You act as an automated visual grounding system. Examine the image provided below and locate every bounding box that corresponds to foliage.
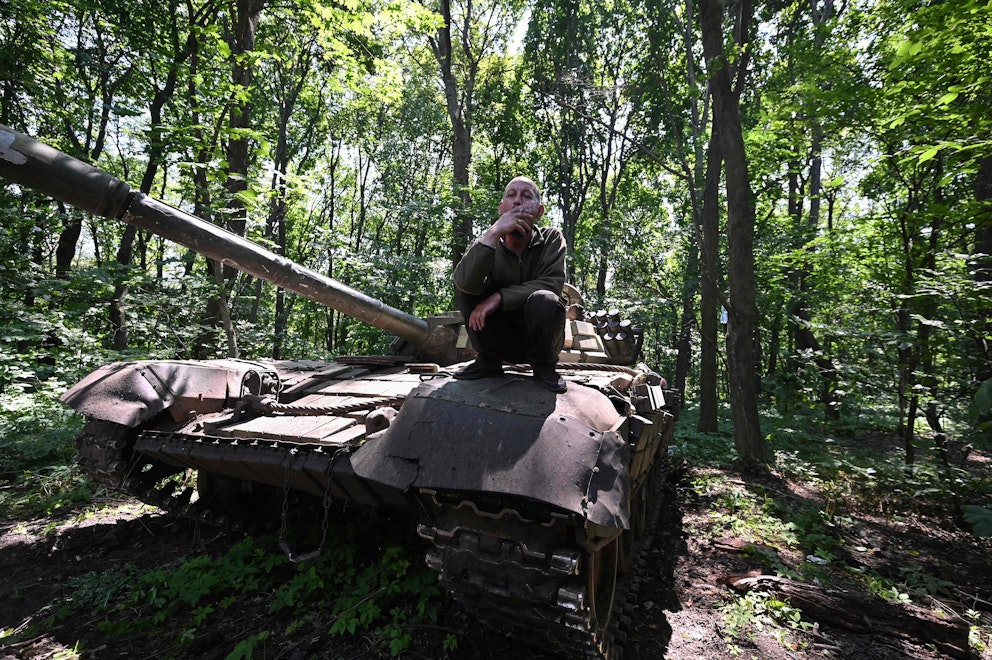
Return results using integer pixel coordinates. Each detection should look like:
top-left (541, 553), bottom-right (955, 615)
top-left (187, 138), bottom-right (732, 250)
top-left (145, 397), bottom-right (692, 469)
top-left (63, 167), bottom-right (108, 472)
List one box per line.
top-left (48, 528), bottom-right (442, 658)
top-left (972, 379), bottom-right (992, 435)
top-left (669, 405), bottom-right (738, 466)
top-left (227, 631), bottom-right (270, 660)
top-left (326, 544), bottom-right (442, 655)
top-left (0, 464), bottom-right (94, 521)
top-left (0, 382), bottom-right (87, 519)
top-left (719, 589), bottom-right (810, 643)
top-left (963, 505), bottom-right (992, 538)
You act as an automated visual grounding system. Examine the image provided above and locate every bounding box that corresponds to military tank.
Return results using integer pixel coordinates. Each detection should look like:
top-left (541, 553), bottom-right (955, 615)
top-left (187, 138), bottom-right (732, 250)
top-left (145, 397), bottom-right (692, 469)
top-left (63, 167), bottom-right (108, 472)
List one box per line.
top-left (0, 125), bottom-right (678, 659)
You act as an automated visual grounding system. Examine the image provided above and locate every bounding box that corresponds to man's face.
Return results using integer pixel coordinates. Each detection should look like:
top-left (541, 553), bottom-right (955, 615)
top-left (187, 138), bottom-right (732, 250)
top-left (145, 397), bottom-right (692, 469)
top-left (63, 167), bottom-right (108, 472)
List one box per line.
top-left (498, 177), bottom-right (543, 218)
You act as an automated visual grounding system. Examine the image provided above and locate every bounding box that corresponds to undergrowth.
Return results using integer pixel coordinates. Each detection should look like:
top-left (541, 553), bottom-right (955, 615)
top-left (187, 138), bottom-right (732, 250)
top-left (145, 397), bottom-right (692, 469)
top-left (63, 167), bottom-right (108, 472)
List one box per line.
top-left (0, 380), bottom-right (87, 520)
top-left (672, 402), bottom-right (992, 656)
top-left (49, 527), bottom-right (443, 658)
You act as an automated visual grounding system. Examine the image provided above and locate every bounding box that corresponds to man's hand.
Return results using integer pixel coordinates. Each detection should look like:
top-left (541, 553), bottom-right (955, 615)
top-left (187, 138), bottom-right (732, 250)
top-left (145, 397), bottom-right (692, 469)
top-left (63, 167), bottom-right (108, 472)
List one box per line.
top-left (479, 202), bottom-right (540, 248)
top-left (468, 292), bottom-right (502, 331)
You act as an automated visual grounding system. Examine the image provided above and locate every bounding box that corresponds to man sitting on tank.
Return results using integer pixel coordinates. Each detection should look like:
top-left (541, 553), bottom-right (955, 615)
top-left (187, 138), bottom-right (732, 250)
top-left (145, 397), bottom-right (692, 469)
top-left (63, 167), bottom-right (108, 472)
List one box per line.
top-left (452, 175), bottom-right (568, 393)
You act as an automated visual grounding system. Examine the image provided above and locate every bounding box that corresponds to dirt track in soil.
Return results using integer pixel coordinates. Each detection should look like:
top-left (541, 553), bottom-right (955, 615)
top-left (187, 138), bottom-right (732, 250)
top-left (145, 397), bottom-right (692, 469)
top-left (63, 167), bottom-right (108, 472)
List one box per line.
top-left (1, 469), bottom-right (989, 660)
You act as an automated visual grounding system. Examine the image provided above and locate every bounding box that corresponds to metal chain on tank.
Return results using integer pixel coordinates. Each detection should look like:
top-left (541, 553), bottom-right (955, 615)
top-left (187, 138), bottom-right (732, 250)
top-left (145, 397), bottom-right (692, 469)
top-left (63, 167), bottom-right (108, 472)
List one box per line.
top-left (277, 454), bottom-right (294, 558)
top-left (276, 448), bottom-right (345, 563)
top-left (557, 363), bottom-right (639, 375)
top-left (316, 477), bottom-right (333, 556)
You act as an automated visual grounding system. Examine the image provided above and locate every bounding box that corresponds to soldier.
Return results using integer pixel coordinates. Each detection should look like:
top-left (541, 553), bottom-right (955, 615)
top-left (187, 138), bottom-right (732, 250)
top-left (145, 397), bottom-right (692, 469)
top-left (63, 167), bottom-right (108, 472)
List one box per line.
top-left (453, 176), bottom-right (567, 393)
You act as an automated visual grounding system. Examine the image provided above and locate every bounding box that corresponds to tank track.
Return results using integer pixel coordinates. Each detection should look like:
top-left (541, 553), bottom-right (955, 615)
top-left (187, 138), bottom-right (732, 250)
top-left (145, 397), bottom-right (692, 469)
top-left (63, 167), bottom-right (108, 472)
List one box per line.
top-left (74, 419), bottom-right (250, 529)
top-left (416, 456), bottom-right (671, 659)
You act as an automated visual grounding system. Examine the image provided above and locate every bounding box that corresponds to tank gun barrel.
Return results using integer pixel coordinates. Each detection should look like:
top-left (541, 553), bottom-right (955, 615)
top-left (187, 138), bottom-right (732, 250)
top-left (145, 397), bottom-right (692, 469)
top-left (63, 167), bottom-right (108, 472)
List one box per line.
top-left (0, 125), bottom-right (433, 348)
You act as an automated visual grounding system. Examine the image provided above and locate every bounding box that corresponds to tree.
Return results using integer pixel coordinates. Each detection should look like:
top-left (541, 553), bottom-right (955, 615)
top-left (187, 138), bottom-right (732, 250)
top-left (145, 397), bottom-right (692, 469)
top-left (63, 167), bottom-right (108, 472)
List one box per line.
top-left (875, 0), bottom-right (992, 442)
top-left (638, 0), bottom-right (721, 430)
top-left (255, 10), bottom-right (322, 359)
top-left (426, 0), bottom-right (522, 266)
top-left (698, 0), bottom-right (766, 467)
top-left (524, 0), bottom-right (595, 284)
top-left (106, 0), bottom-right (196, 350)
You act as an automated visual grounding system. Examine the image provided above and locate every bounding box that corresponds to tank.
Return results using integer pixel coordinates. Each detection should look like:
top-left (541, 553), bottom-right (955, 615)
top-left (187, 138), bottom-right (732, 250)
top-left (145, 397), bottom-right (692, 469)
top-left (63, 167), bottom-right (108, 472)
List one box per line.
top-left (0, 125), bottom-right (679, 659)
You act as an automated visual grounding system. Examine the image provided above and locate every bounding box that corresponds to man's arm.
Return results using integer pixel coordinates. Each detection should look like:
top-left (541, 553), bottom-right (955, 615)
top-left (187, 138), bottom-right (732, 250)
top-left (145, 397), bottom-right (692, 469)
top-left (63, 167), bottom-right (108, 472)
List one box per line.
top-left (453, 240), bottom-right (495, 295)
top-left (453, 205), bottom-right (542, 295)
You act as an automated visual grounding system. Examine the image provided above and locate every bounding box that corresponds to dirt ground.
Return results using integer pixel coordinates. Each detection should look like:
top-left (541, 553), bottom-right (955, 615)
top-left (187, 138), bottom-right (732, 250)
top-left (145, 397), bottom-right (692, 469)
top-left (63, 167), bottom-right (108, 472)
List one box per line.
top-left (1, 461), bottom-right (990, 660)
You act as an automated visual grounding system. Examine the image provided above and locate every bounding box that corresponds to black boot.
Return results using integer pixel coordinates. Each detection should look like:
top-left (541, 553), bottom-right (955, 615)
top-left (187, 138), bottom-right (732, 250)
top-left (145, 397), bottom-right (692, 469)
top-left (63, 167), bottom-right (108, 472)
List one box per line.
top-left (453, 357), bottom-right (504, 380)
top-left (532, 365), bottom-right (566, 393)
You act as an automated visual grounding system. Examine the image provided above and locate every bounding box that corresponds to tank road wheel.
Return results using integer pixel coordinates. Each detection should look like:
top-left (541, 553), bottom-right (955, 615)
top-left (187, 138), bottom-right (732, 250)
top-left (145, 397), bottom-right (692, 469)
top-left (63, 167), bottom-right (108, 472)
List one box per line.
top-left (74, 419), bottom-right (140, 489)
top-left (585, 538), bottom-right (620, 656)
top-left (196, 472), bottom-right (281, 525)
top-left (75, 418), bottom-right (183, 499)
top-left (75, 418), bottom-right (215, 520)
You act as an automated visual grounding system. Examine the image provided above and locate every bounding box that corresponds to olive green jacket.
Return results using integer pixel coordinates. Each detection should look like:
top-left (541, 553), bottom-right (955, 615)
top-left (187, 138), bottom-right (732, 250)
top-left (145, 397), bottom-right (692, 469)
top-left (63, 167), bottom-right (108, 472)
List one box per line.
top-left (453, 226), bottom-right (566, 311)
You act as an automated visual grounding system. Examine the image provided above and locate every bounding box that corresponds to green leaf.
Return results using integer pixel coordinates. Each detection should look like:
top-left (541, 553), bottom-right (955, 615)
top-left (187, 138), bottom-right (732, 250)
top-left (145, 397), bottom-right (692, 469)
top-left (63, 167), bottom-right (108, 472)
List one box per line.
top-left (969, 379), bottom-right (992, 422)
top-left (937, 91), bottom-right (959, 105)
top-left (226, 631), bottom-right (270, 660)
top-left (962, 505), bottom-right (992, 537)
top-left (917, 145), bottom-right (940, 163)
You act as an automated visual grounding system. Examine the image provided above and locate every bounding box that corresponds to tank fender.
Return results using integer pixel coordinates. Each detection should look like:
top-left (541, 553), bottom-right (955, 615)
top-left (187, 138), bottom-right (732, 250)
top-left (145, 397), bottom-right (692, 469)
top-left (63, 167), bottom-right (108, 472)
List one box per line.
top-left (351, 377), bottom-right (630, 529)
top-left (61, 359), bottom-right (269, 427)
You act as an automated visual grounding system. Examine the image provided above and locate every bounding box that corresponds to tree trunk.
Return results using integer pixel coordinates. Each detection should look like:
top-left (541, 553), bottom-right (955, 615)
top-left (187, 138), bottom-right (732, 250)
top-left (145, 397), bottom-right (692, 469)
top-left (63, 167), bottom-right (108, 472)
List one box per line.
top-left (325, 142), bottom-right (341, 355)
top-left (110, 224), bottom-right (138, 351)
top-left (698, 0), bottom-right (765, 468)
top-left (792, 299), bottom-right (841, 418)
top-left (267, 62), bottom-right (308, 359)
top-left (55, 210), bottom-right (82, 281)
top-left (193, 0), bottom-right (266, 359)
top-left (792, 120), bottom-right (841, 419)
top-left (674, 241), bottom-right (698, 400)
top-left (698, 116), bottom-right (723, 433)
top-left (432, 0), bottom-right (474, 268)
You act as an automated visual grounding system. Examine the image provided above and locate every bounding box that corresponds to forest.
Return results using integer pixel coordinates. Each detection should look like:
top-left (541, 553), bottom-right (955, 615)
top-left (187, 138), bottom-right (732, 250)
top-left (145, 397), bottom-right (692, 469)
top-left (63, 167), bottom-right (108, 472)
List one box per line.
top-left (1, 0), bottom-right (991, 658)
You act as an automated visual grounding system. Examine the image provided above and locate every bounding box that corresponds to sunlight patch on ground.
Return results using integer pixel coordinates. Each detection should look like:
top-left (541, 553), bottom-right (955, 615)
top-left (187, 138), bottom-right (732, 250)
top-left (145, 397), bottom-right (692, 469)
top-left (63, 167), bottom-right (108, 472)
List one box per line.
top-left (0, 500), bottom-right (156, 550)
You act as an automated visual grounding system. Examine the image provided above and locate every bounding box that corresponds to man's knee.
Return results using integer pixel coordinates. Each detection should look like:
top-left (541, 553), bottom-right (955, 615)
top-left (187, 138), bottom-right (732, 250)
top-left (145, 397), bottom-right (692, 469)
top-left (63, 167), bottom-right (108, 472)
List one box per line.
top-left (524, 289), bottom-right (565, 320)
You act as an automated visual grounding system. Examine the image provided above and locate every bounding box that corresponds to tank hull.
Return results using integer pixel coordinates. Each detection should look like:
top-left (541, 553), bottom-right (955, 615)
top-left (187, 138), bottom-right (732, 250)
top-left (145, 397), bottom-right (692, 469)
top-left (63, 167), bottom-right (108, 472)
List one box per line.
top-left (67, 356), bottom-right (677, 658)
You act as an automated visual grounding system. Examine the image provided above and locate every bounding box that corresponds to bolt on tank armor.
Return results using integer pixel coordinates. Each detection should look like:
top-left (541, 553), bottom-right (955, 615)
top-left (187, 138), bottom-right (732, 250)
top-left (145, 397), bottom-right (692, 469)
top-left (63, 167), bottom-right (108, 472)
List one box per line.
top-left (1, 125), bottom-right (680, 659)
